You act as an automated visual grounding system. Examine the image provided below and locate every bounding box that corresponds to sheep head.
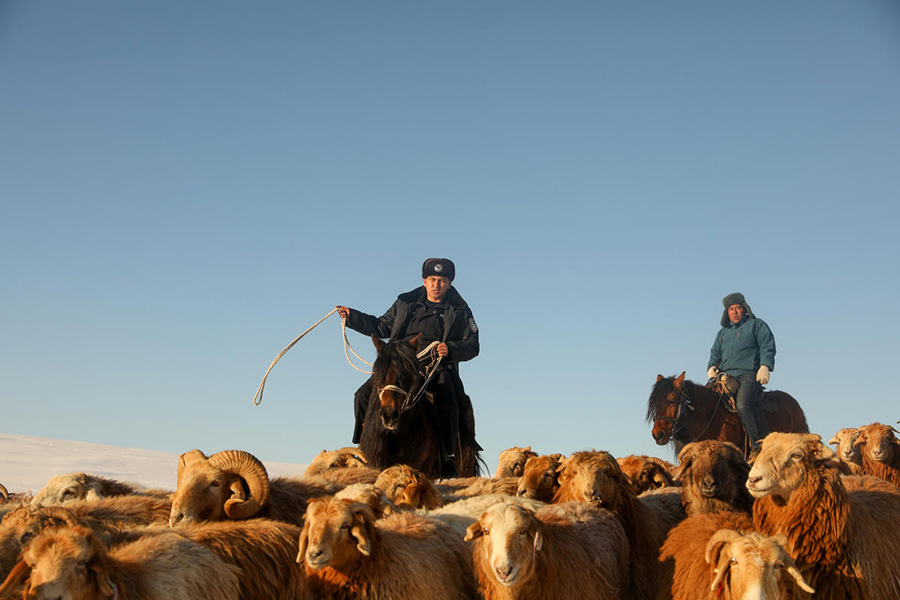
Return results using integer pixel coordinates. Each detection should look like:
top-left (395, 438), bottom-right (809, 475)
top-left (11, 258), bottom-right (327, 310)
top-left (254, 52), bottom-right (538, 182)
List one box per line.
top-left (304, 447), bottom-right (368, 478)
top-left (0, 524), bottom-right (115, 600)
top-left (30, 473), bottom-right (101, 508)
top-left (374, 464), bottom-right (440, 510)
top-left (496, 446), bottom-right (539, 478)
top-left (297, 498), bottom-right (375, 570)
top-left (746, 433), bottom-right (834, 503)
top-left (705, 529), bottom-right (814, 598)
top-left (464, 502), bottom-right (542, 588)
top-left (169, 449), bottom-right (270, 526)
top-left (553, 450), bottom-right (628, 511)
top-left (675, 440), bottom-right (751, 515)
top-left (617, 455), bottom-right (676, 494)
top-left (853, 422), bottom-right (900, 464)
top-left (516, 454), bottom-right (563, 502)
top-left (333, 483), bottom-right (397, 518)
top-left (828, 427), bottom-right (862, 466)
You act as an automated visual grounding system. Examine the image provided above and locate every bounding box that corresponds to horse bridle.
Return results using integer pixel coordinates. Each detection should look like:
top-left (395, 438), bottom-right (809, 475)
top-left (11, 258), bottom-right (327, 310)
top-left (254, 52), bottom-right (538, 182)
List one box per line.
top-left (657, 388), bottom-right (695, 439)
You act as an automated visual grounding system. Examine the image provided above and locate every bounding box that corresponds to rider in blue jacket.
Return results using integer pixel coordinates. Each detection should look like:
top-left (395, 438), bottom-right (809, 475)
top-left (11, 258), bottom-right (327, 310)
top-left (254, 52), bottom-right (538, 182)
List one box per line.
top-left (707, 292), bottom-right (776, 454)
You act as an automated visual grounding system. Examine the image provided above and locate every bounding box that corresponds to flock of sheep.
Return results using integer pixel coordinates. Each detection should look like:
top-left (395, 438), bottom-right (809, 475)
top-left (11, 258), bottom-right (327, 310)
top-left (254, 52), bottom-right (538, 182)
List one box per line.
top-left (1, 420), bottom-right (900, 600)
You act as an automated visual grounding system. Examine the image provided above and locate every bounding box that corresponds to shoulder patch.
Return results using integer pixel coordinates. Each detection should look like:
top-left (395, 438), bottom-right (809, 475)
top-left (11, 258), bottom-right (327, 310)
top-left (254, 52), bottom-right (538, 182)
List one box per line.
top-left (469, 318), bottom-right (478, 333)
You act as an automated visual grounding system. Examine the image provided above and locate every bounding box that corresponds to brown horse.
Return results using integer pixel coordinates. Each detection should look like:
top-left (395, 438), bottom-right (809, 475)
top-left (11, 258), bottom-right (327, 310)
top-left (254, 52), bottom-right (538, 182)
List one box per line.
top-left (358, 334), bottom-right (483, 479)
top-left (646, 371), bottom-right (808, 459)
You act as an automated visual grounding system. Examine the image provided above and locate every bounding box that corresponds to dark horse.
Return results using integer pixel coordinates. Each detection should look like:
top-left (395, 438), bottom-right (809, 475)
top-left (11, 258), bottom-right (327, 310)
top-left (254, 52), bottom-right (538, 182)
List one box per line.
top-left (646, 371), bottom-right (809, 459)
top-left (359, 334), bottom-right (484, 479)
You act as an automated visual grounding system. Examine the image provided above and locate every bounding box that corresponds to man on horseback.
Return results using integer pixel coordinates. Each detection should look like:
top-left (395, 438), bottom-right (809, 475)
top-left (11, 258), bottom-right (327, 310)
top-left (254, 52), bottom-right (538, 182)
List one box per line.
top-left (707, 292), bottom-right (776, 455)
top-left (336, 258), bottom-right (479, 478)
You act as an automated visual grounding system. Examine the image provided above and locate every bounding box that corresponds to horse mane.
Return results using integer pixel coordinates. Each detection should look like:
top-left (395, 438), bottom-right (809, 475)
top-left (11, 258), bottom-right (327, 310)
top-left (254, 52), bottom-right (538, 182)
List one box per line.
top-left (646, 375), bottom-right (706, 423)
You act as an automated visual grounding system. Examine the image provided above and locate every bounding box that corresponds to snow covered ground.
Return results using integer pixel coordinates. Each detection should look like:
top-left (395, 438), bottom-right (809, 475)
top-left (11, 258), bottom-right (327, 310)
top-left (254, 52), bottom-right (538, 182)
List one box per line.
top-left (0, 433), bottom-right (308, 496)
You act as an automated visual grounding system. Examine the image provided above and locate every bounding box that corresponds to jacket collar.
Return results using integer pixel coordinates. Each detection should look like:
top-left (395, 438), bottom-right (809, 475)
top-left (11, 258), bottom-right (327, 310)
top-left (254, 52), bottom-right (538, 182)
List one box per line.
top-left (398, 286), bottom-right (468, 309)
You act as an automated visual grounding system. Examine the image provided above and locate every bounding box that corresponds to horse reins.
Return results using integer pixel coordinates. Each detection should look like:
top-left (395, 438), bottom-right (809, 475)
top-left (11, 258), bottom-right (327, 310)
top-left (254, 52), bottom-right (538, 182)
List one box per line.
top-left (378, 341), bottom-right (443, 414)
top-left (663, 384), bottom-right (724, 441)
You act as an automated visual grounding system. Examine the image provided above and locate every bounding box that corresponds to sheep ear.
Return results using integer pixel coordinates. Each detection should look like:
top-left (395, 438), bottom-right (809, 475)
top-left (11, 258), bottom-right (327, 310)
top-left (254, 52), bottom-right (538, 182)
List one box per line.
top-left (296, 523), bottom-right (309, 564)
top-left (532, 530), bottom-right (543, 553)
top-left (350, 506), bottom-right (374, 556)
top-left (814, 443), bottom-right (835, 462)
top-left (464, 521), bottom-right (483, 542)
top-left (0, 559), bottom-right (32, 596)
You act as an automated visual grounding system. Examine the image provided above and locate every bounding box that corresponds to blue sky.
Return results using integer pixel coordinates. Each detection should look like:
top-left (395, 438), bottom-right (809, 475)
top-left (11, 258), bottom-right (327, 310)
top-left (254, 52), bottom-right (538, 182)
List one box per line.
top-left (2, 1), bottom-right (899, 473)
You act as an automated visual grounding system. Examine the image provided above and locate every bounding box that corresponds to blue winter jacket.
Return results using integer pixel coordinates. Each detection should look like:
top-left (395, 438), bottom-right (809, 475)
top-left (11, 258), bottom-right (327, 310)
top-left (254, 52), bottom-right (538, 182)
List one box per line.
top-left (708, 316), bottom-right (776, 377)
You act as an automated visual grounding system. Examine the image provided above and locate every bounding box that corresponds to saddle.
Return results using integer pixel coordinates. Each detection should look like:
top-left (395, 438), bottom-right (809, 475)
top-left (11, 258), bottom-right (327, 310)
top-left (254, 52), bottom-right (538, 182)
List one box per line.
top-left (707, 373), bottom-right (775, 414)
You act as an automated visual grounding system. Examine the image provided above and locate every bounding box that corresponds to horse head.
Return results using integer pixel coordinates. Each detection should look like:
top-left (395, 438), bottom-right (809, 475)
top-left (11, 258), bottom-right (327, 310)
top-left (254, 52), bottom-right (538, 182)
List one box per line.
top-left (647, 372), bottom-right (689, 445)
top-left (371, 333), bottom-right (424, 431)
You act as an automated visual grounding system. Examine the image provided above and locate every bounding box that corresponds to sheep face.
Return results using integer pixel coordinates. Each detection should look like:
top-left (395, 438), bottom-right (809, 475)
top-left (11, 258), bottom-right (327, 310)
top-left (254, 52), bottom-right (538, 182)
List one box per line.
top-left (374, 465), bottom-right (437, 510)
top-left (304, 447), bottom-right (367, 478)
top-left (746, 433), bottom-right (832, 502)
top-left (298, 499), bottom-right (374, 571)
top-left (516, 454), bottom-right (562, 502)
top-left (676, 441), bottom-right (749, 510)
top-left (30, 473), bottom-right (97, 508)
top-left (617, 455), bottom-right (675, 494)
top-left (554, 451), bottom-right (626, 511)
top-left (497, 446), bottom-right (538, 478)
top-left (828, 427), bottom-right (862, 465)
top-left (854, 422), bottom-right (900, 464)
top-left (464, 503), bottom-right (540, 587)
top-left (8, 525), bottom-right (110, 600)
top-left (705, 530), bottom-right (814, 599)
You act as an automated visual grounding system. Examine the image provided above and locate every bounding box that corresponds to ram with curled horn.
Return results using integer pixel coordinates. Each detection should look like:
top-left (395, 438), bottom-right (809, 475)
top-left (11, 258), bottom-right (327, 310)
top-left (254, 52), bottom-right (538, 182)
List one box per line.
top-left (169, 449), bottom-right (335, 528)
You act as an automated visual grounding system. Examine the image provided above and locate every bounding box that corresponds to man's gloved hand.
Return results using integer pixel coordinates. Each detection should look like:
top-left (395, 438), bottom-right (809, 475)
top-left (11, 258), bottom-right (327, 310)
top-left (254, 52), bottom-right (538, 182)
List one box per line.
top-left (708, 366), bottom-right (719, 380)
top-left (756, 365), bottom-right (770, 385)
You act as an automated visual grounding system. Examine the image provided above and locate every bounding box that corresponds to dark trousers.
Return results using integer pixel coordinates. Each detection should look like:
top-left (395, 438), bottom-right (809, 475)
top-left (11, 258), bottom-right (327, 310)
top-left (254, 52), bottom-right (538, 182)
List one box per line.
top-left (735, 373), bottom-right (770, 449)
top-left (351, 368), bottom-right (459, 458)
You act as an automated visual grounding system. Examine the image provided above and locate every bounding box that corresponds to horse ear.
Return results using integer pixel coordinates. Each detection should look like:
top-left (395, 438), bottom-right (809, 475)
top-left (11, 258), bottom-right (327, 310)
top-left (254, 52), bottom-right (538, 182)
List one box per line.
top-left (675, 371), bottom-right (686, 388)
top-left (372, 335), bottom-right (386, 352)
top-left (657, 374), bottom-right (664, 382)
top-left (408, 333), bottom-right (423, 348)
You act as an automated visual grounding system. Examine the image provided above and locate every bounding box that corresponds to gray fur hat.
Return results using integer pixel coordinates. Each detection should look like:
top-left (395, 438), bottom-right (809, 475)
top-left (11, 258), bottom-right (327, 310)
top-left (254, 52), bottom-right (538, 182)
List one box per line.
top-left (720, 292), bottom-right (755, 327)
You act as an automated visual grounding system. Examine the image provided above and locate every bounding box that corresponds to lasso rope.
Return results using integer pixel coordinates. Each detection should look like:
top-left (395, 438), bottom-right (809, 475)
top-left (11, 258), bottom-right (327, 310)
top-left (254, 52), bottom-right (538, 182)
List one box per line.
top-left (252, 309), bottom-right (444, 406)
top-left (253, 308), bottom-right (377, 406)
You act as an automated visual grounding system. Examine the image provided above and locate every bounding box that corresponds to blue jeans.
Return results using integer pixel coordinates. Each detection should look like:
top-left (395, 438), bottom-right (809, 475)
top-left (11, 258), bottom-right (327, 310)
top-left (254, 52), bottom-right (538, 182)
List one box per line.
top-left (734, 373), bottom-right (770, 449)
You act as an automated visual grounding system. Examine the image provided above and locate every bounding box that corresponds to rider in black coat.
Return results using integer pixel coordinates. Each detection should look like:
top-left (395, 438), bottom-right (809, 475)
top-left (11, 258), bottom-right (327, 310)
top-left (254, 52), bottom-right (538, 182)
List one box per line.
top-left (337, 258), bottom-right (479, 478)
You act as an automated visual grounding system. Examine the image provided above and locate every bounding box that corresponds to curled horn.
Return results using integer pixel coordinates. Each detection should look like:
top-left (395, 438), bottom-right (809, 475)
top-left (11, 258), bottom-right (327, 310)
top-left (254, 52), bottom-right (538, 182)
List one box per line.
top-left (673, 443), bottom-right (697, 481)
top-left (176, 449), bottom-right (208, 489)
top-left (208, 450), bottom-right (270, 519)
top-left (705, 529), bottom-right (744, 592)
top-left (774, 541), bottom-right (815, 594)
top-left (0, 483), bottom-right (8, 502)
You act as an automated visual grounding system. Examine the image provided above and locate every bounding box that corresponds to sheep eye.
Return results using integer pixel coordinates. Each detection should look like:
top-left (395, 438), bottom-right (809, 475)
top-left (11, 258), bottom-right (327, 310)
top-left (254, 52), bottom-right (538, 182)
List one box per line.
top-left (63, 488), bottom-right (77, 497)
top-left (518, 528), bottom-right (527, 536)
top-left (394, 484), bottom-right (405, 493)
top-left (774, 560), bottom-right (785, 569)
top-left (482, 527), bottom-right (489, 535)
top-left (210, 480), bottom-right (221, 488)
top-left (340, 522), bottom-right (351, 531)
top-left (790, 452), bottom-right (803, 460)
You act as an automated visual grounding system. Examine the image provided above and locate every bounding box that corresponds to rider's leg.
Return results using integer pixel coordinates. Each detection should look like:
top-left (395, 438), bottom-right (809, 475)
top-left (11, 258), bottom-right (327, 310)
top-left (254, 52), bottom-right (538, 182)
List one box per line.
top-left (432, 370), bottom-right (459, 476)
top-left (351, 378), bottom-right (373, 444)
top-left (735, 374), bottom-right (770, 451)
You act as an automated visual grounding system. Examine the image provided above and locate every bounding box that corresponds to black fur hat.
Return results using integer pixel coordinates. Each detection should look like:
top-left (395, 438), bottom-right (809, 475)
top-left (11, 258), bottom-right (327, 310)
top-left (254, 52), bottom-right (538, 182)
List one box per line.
top-left (720, 292), bottom-right (755, 326)
top-left (422, 258), bottom-right (455, 281)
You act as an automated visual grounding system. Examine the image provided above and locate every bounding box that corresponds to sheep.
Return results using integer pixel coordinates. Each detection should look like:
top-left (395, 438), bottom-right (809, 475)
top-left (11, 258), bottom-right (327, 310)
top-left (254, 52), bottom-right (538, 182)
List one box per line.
top-left (332, 482), bottom-right (398, 517)
top-left (0, 523), bottom-right (241, 600)
top-left (853, 422), bottom-right (900, 486)
top-left (419, 493), bottom-right (547, 537)
top-left (374, 464), bottom-right (443, 510)
top-left (515, 453), bottom-right (563, 503)
top-left (168, 449), bottom-right (336, 527)
top-left (748, 431), bottom-right (900, 599)
top-left (297, 496), bottom-right (480, 600)
top-left (435, 476), bottom-right (520, 503)
top-left (495, 446), bottom-right (538, 478)
top-left (30, 472), bottom-right (171, 507)
top-left (552, 449), bottom-right (684, 600)
top-left (303, 446), bottom-right (368, 477)
top-left (174, 518), bottom-right (312, 600)
top-left (673, 440), bottom-right (754, 516)
top-left (617, 454), bottom-right (677, 494)
top-left (464, 499), bottom-right (629, 600)
top-left (0, 495), bottom-right (172, 582)
top-left (660, 510), bottom-right (814, 599)
top-left (828, 427), bottom-right (863, 473)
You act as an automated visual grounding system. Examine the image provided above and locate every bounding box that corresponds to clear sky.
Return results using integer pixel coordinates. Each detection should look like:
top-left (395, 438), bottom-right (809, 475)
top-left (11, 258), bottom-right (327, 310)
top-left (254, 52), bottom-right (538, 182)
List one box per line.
top-left (3, 1), bottom-right (899, 473)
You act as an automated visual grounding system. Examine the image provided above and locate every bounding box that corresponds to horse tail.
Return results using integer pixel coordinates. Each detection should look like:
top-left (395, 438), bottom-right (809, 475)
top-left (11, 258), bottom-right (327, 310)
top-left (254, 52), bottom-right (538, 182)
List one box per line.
top-left (473, 451), bottom-right (488, 477)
